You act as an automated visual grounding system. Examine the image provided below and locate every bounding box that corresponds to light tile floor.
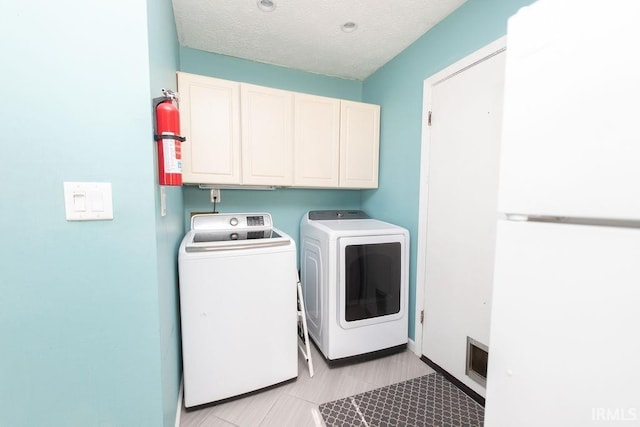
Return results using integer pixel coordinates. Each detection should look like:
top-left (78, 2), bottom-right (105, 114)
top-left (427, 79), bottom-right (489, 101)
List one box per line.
top-left (179, 344), bottom-right (435, 427)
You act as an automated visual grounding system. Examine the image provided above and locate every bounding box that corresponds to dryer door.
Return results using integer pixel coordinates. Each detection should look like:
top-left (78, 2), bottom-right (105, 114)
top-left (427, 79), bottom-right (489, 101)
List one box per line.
top-left (338, 234), bottom-right (406, 329)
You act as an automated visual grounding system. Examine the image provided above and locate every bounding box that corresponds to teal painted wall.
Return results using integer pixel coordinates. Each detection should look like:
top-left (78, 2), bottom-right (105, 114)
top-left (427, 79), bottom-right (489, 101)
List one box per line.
top-left (179, 48), bottom-right (364, 246)
top-left (180, 47), bottom-right (362, 100)
top-left (147, 0), bottom-right (184, 426)
top-left (361, 0), bottom-right (536, 340)
top-left (1, 0), bottom-right (182, 425)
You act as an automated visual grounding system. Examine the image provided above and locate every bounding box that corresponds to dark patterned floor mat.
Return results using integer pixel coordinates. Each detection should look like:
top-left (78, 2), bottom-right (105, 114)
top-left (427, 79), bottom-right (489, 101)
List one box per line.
top-left (319, 372), bottom-right (484, 427)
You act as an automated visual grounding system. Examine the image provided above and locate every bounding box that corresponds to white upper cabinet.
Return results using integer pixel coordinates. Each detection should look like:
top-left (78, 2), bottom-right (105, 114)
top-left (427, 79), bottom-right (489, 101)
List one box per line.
top-left (339, 101), bottom-right (380, 189)
top-left (177, 72), bottom-right (241, 185)
top-left (293, 94), bottom-right (340, 187)
top-left (241, 84), bottom-right (294, 186)
top-left (177, 73), bottom-right (380, 189)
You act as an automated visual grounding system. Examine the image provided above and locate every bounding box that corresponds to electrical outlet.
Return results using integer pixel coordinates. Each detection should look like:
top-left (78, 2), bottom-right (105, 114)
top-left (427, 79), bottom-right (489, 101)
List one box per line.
top-left (210, 188), bottom-right (221, 203)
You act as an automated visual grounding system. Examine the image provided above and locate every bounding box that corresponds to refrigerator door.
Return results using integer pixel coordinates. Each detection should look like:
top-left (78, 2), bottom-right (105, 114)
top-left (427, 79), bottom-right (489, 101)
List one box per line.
top-left (497, 0), bottom-right (640, 220)
top-left (485, 220), bottom-right (640, 427)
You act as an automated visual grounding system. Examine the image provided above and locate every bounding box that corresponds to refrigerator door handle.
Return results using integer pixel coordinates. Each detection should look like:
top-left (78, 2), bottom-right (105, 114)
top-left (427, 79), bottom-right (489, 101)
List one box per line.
top-left (503, 214), bottom-right (640, 229)
top-left (504, 214), bottom-right (530, 221)
top-left (504, 214), bottom-right (564, 222)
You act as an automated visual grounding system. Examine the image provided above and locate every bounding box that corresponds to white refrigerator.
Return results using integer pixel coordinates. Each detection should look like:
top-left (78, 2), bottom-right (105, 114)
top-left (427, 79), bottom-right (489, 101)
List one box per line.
top-left (485, 1), bottom-right (640, 426)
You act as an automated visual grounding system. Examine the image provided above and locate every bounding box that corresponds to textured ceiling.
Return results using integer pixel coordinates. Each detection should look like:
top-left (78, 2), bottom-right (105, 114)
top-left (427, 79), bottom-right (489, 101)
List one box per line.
top-left (172, 0), bottom-right (466, 81)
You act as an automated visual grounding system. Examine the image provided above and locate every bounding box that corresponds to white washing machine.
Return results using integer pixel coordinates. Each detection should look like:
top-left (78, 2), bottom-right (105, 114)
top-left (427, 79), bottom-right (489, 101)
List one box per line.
top-left (178, 213), bottom-right (298, 408)
top-left (300, 210), bottom-right (409, 362)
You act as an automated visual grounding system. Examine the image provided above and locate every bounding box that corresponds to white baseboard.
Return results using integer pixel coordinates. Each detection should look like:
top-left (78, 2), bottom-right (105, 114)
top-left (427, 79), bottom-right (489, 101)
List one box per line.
top-left (174, 377), bottom-right (183, 427)
top-left (408, 338), bottom-right (417, 354)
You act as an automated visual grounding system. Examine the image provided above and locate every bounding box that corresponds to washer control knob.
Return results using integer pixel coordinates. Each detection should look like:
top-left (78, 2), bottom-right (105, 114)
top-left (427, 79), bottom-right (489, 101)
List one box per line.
top-left (230, 217), bottom-right (239, 226)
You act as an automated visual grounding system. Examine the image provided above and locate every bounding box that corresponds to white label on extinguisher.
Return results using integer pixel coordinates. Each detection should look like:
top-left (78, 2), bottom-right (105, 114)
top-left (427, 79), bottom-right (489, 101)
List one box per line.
top-left (162, 133), bottom-right (182, 174)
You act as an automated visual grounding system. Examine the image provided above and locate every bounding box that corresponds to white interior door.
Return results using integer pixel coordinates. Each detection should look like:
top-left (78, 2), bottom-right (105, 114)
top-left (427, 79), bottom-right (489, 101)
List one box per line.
top-left (416, 38), bottom-right (505, 397)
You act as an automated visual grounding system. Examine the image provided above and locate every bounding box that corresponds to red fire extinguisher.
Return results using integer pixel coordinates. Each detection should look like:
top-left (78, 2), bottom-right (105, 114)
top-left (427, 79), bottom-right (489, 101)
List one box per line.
top-left (153, 89), bottom-right (185, 186)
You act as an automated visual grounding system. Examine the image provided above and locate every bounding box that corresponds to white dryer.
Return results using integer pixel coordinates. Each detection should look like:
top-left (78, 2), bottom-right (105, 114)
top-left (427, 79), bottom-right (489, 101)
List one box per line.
top-left (300, 210), bottom-right (409, 362)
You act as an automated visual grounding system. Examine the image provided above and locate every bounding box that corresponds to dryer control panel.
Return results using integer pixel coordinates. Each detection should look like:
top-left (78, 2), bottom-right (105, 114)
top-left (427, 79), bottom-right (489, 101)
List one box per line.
top-left (308, 210), bottom-right (370, 220)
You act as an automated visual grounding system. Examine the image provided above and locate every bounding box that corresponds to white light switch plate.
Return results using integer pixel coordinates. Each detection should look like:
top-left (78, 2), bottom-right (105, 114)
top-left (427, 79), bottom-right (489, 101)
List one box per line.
top-left (64, 182), bottom-right (113, 221)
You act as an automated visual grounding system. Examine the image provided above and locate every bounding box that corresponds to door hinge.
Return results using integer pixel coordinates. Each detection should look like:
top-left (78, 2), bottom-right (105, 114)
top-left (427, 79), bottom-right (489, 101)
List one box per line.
top-left (427, 111), bottom-right (432, 127)
top-left (420, 310), bottom-right (424, 325)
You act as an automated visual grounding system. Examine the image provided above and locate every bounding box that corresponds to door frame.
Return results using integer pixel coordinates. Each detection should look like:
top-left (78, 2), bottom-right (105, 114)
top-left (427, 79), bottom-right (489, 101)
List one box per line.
top-left (413, 36), bottom-right (506, 355)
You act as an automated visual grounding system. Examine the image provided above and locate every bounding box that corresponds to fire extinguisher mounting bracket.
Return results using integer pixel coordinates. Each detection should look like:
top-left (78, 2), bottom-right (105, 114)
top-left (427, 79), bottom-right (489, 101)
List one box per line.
top-left (154, 133), bottom-right (186, 142)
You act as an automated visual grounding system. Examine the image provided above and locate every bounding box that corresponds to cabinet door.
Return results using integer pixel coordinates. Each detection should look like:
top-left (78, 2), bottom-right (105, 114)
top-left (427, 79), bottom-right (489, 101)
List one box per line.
top-left (339, 100), bottom-right (380, 188)
top-left (293, 94), bottom-right (340, 187)
top-left (241, 84), bottom-right (293, 186)
top-left (177, 72), bottom-right (241, 185)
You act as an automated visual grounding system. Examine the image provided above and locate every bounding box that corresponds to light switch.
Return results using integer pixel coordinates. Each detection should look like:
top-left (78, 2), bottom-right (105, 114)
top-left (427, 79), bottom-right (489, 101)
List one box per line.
top-left (73, 192), bottom-right (87, 211)
top-left (89, 190), bottom-right (104, 212)
top-left (64, 182), bottom-right (113, 221)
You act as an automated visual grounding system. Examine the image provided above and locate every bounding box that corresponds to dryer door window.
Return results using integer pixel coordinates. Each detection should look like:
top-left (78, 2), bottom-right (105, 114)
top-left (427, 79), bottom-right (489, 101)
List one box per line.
top-left (344, 242), bottom-right (401, 322)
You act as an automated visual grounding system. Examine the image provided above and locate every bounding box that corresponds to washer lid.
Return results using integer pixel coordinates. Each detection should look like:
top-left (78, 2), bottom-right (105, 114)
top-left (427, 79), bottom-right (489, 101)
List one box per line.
top-left (192, 229), bottom-right (281, 243)
top-left (186, 212), bottom-right (291, 251)
top-left (185, 229), bottom-right (291, 252)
